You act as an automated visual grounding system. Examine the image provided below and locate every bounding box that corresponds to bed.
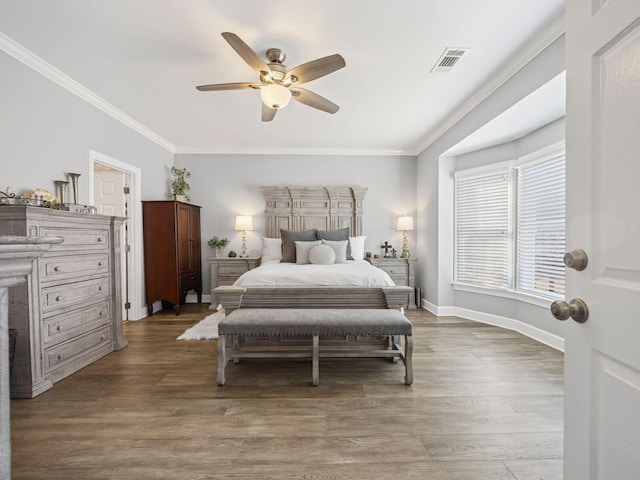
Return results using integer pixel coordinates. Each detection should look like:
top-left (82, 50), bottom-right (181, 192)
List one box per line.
top-left (213, 186), bottom-right (413, 312)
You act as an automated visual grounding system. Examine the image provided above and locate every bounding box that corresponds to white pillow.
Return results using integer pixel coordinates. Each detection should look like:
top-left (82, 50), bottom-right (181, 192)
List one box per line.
top-left (295, 240), bottom-right (321, 265)
top-left (261, 237), bottom-right (282, 264)
top-left (349, 236), bottom-right (366, 261)
top-left (309, 244), bottom-right (336, 265)
top-left (322, 239), bottom-right (348, 263)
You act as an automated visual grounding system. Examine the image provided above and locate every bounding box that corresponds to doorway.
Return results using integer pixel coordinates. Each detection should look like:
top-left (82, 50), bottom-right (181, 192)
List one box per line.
top-left (88, 150), bottom-right (144, 321)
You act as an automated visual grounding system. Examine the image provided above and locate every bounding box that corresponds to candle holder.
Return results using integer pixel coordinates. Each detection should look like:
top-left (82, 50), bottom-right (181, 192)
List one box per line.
top-left (54, 180), bottom-right (69, 208)
top-left (67, 173), bottom-right (81, 204)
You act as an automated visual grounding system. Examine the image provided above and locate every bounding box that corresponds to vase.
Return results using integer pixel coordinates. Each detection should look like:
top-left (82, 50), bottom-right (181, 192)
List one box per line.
top-left (215, 247), bottom-right (224, 258)
top-left (173, 194), bottom-right (187, 202)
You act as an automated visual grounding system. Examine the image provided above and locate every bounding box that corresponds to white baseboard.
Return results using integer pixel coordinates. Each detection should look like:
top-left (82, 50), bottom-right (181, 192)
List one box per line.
top-left (421, 299), bottom-right (456, 317)
top-left (421, 300), bottom-right (564, 352)
top-left (186, 293), bottom-right (212, 305)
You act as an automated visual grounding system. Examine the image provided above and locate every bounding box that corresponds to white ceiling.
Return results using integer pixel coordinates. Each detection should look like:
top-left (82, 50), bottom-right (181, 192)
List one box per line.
top-left (0, 0), bottom-right (565, 155)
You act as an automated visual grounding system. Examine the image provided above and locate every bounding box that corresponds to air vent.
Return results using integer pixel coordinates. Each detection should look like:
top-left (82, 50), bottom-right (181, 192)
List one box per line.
top-left (430, 47), bottom-right (470, 73)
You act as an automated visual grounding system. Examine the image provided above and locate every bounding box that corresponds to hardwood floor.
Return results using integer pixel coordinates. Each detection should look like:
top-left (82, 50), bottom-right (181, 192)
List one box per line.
top-left (10, 304), bottom-right (564, 479)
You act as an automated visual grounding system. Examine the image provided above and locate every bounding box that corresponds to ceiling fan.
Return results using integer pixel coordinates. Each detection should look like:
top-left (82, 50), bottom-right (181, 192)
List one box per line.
top-left (196, 32), bottom-right (346, 122)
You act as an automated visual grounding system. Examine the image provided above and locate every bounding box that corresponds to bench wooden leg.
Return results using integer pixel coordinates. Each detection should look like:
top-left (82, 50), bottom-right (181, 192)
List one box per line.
top-left (404, 335), bottom-right (413, 385)
top-left (312, 335), bottom-right (319, 386)
top-left (217, 334), bottom-right (227, 386)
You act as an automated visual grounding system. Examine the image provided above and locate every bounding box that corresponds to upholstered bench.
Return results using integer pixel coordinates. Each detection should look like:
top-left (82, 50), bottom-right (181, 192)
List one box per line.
top-left (216, 308), bottom-right (413, 386)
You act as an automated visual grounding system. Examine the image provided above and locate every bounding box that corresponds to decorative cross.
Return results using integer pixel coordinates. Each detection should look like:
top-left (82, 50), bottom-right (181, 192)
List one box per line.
top-left (381, 241), bottom-right (393, 257)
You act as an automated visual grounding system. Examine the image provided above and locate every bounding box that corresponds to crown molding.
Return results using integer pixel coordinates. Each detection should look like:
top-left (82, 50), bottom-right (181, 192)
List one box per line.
top-left (412, 13), bottom-right (566, 155)
top-left (0, 32), bottom-right (175, 153)
top-left (173, 145), bottom-right (414, 157)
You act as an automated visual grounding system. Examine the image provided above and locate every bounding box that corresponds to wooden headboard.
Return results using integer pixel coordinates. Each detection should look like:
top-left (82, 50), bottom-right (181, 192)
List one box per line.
top-left (260, 186), bottom-right (368, 238)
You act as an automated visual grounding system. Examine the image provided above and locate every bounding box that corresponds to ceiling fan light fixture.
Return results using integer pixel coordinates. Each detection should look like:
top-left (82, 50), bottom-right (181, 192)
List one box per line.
top-left (260, 84), bottom-right (291, 109)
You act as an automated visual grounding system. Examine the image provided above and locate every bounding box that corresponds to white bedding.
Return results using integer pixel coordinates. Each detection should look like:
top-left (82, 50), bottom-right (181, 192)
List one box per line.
top-left (234, 260), bottom-right (396, 287)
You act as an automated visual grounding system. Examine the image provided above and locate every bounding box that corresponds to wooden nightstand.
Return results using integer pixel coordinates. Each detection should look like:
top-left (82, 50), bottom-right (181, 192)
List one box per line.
top-left (209, 257), bottom-right (261, 308)
top-left (367, 257), bottom-right (418, 308)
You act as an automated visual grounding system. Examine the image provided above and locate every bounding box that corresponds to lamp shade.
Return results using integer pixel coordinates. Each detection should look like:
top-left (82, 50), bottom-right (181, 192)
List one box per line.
top-left (260, 84), bottom-right (291, 109)
top-left (235, 215), bottom-right (253, 231)
top-left (397, 216), bottom-right (414, 231)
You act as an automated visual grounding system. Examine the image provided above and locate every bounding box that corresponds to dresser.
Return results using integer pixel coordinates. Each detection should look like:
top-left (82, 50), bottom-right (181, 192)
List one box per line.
top-left (367, 257), bottom-right (418, 308)
top-left (0, 206), bottom-right (127, 398)
top-left (209, 257), bottom-right (260, 307)
top-left (142, 201), bottom-right (202, 315)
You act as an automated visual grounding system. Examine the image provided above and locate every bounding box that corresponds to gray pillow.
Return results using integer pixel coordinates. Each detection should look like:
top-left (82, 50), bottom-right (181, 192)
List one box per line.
top-left (280, 229), bottom-right (317, 263)
top-left (317, 227), bottom-right (352, 259)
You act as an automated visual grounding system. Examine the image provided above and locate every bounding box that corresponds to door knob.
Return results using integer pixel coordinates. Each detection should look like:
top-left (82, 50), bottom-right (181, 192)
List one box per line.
top-left (564, 249), bottom-right (588, 271)
top-left (550, 298), bottom-right (589, 323)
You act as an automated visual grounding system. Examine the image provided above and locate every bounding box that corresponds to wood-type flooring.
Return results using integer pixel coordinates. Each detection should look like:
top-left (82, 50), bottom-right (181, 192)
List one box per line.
top-left (10, 304), bottom-right (564, 479)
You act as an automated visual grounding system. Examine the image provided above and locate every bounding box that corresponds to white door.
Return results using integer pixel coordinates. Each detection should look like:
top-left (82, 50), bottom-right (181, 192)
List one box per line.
top-left (94, 172), bottom-right (125, 217)
top-left (94, 171), bottom-right (129, 320)
top-left (564, 1), bottom-right (640, 478)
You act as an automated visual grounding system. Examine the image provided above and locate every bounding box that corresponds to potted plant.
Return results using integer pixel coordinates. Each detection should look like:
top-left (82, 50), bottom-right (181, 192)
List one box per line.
top-left (170, 166), bottom-right (191, 202)
top-left (208, 235), bottom-right (230, 258)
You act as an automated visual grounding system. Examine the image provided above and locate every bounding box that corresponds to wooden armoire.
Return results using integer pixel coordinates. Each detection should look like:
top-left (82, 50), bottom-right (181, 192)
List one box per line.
top-left (142, 201), bottom-right (202, 315)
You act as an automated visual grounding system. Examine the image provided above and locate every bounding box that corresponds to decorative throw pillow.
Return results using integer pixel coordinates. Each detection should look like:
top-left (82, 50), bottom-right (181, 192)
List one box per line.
top-left (348, 236), bottom-right (366, 261)
top-left (295, 240), bottom-right (322, 265)
top-left (316, 227), bottom-right (352, 259)
top-left (261, 237), bottom-right (282, 264)
top-left (281, 229), bottom-right (317, 263)
top-left (322, 239), bottom-right (348, 263)
top-left (309, 244), bottom-right (336, 265)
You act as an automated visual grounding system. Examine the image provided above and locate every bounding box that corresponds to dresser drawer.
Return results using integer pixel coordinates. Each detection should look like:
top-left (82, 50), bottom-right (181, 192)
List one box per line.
top-left (387, 275), bottom-right (409, 286)
top-left (219, 264), bottom-right (250, 277)
top-left (40, 253), bottom-right (109, 283)
top-left (180, 271), bottom-right (201, 294)
top-left (41, 277), bottom-right (111, 315)
top-left (40, 225), bottom-right (110, 252)
top-left (378, 264), bottom-right (408, 277)
top-left (43, 301), bottom-right (111, 346)
top-left (43, 324), bottom-right (112, 373)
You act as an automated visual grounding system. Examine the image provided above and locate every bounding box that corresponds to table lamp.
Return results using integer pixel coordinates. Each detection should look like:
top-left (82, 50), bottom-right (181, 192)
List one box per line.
top-left (235, 215), bottom-right (253, 258)
top-left (397, 216), bottom-right (414, 259)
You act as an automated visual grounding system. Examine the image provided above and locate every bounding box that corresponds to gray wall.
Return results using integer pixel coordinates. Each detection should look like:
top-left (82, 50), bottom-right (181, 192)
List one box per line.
top-left (416, 34), bottom-right (566, 341)
top-left (175, 154), bottom-right (417, 296)
top-left (1, 51), bottom-right (174, 320)
top-left (0, 52), bottom-right (172, 201)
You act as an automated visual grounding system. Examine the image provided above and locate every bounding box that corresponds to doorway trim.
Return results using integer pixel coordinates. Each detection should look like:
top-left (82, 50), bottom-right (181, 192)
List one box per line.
top-left (88, 150), bottom-right (145, 320)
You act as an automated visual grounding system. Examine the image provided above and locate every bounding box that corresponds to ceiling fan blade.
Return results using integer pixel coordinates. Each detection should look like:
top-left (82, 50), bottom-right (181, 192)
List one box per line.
top-left (196, 82), bottom-right (258, 91)
top-left (221, 32), bottom-right (271, 76)
top-left (286, 54), bottom-right (345, 84)
top-left (290, 88), bottom-right (339, 114)
top-left (262, 103), bottom-right (277, 122)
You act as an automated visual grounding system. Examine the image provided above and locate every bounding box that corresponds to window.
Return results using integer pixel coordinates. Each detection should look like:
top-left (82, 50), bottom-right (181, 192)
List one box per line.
top-left (454, 143), bottom-right (565, 300)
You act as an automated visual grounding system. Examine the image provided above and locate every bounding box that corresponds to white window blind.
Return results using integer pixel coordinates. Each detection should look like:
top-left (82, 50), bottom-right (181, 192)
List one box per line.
top-left (455, 171), bottom-right (510, 289)
top-left (516, 155), bottom-right (566, 298)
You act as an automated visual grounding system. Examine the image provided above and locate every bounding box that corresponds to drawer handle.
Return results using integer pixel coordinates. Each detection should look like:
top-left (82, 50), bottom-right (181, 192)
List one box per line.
top-left (99, 310), bottom-right (104, 316)
top-left (98, 261), bottom-right (104, 267)
top-left (97, 237), bottom-right (104, 242)
top-left (55, 295), bottom-right (63, 302)
top-left (98, 286), bottom-right (103, 291)
top-left (100, 335), bottom-right (106, 341)
top-left (53, 266), bottom-right (61, 272)
top-left (56, 325), bottom-right (63, 331)
top-left (57, 353), bottom-right (65, 360)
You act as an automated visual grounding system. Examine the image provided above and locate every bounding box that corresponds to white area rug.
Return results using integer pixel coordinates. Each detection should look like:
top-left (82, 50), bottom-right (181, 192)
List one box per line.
top-left (177, 306), bottom-right (225, 340)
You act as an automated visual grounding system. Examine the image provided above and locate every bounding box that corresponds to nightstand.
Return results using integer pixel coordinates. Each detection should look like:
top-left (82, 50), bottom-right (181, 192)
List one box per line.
top-left (367, 257), bottom-right (418, 308)
top-left (209, 257), bottom-right (261, 308)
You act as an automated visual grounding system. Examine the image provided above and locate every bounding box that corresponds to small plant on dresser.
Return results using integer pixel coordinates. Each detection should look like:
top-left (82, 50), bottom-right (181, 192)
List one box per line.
top-left (170, 166), bottom-right (191, 202)
top-left (208, 235), bottom-right (230, 258)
